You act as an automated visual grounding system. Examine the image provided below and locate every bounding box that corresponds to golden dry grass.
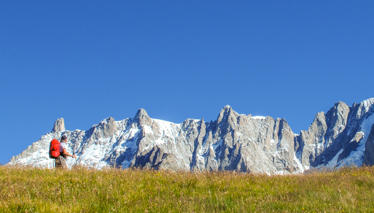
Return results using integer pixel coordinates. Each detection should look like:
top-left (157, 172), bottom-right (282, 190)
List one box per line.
top-left (0, 165), bottom-right (374, 212)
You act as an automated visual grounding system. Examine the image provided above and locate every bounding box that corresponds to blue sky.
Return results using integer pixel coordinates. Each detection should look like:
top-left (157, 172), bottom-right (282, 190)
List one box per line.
top-left (1, 1), bottom-right (374, 164)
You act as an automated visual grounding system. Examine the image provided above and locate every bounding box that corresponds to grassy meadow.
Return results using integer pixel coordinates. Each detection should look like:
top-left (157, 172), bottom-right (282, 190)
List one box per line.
top-left (0, 165), bottom-right (374, 212)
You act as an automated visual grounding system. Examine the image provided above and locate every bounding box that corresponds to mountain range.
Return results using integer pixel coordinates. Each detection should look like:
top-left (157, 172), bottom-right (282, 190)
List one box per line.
top-left (9, 98), bottom-right (374, 174)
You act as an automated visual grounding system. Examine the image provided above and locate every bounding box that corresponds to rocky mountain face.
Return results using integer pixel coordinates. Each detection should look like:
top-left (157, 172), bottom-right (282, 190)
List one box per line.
top-left (8, 98), bottom-right (374, 174)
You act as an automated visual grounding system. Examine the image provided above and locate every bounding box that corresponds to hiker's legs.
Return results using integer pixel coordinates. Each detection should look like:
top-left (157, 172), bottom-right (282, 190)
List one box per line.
top-left (55, 157), bottom-right (61, 168)
top-left (55, 156), bottom-right (67, 169)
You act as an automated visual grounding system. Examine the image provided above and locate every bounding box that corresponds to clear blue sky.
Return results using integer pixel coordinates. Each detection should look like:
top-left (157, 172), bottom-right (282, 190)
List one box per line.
top-left (1, 1), bottom-right (374, 164)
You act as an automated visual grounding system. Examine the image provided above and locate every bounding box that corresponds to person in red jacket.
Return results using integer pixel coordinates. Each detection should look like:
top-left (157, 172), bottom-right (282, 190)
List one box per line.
top-left (55, 135), bottom-right (76, 169)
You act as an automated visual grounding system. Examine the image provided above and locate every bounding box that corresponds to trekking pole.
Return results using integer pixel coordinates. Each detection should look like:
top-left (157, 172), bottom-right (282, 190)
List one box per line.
top-left (72, 150), bottom-right (78, 167)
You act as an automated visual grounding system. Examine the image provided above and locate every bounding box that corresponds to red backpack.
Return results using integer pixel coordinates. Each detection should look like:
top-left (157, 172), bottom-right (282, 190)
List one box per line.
top-left (49, 139), bottom-right (60, 158)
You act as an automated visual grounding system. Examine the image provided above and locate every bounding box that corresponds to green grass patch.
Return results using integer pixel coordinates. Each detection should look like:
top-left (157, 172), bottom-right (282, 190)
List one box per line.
top-left (0, 165), bottom-right (374, 212)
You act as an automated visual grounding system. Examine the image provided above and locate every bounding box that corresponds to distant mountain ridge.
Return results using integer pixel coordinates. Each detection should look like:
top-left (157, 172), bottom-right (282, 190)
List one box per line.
top-left (9, 98), bottom-right (374, 174)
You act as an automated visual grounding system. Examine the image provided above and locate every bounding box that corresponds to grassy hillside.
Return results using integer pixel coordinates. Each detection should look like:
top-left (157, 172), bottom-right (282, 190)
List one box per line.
top-left (0, 165), bottom-right (374, 212)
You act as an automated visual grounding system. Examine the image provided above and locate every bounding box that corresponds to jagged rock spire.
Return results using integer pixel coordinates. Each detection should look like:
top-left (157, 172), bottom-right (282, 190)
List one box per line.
top-left (134, 108), bottom-right (152, 127)
top-left (217, 105), bottom-right (235, 124)
top-left (51, 118), bottom-right (65, 133)
top-left (9, 97), bottom-right (374, 174)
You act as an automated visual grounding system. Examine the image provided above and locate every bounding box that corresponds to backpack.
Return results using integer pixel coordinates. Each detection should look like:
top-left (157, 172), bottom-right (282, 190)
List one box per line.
top-left (49, 139), bottom-right (60, 158)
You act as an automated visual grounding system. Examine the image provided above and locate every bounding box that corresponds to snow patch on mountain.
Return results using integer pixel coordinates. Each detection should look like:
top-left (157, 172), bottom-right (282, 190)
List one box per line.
top-left (325, 149), bottom-right (344, 169)
top-left (338, 114), bottom-right (374, 167)
top-left (8, 97), bottom-right (374, 175)
top-left (252, 116), bottom-right (266, 120)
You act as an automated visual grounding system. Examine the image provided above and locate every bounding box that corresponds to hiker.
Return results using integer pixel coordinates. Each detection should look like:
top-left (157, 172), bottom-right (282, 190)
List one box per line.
top-left (55, 135), bottom-right (76, 169)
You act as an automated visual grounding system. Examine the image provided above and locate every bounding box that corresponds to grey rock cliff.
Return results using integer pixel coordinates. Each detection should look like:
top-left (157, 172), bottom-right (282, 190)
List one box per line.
top-left (8, 98), bottom-right (374, 174)
top-left (363, 124), bottom-right (374, 166)
top-left (52, 118), bottom-right (65, 133)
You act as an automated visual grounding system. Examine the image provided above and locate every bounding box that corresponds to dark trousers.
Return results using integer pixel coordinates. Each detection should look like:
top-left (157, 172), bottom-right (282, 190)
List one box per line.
top-left (55, 155), bottom-right (67, 169)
